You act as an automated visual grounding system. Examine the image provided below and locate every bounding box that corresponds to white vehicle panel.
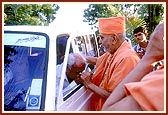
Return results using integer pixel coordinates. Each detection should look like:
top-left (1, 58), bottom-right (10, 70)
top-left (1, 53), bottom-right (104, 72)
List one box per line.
top-left (3, 26), bottom-right (98, 112)
top-left (57, 87), bottom-right (93, 111)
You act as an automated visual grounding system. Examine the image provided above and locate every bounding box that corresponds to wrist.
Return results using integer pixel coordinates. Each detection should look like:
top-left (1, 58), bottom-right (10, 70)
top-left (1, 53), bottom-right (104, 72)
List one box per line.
top-left (89, 72), bottom-right (93, 80)
top-left (84, 81), bottom-right (92, 89)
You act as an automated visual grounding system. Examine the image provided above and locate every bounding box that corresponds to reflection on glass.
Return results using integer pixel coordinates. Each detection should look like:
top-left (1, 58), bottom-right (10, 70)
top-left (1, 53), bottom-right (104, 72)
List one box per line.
top-left (4, 33), bottom-right (47, 111)
top-left (56, 34), bottom-right (69, 65)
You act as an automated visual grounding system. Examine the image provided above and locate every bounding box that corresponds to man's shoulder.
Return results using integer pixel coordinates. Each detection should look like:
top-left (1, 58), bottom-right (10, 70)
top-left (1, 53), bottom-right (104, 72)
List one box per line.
top-left (133, 44), bottom-right (138, 49)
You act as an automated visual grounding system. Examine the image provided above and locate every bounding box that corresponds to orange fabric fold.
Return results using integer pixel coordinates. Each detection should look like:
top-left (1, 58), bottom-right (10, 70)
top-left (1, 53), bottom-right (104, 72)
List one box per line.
top-left (98, 16), bottom-right (125, 34)
top-left (124, 67), bottom-right (164, 111)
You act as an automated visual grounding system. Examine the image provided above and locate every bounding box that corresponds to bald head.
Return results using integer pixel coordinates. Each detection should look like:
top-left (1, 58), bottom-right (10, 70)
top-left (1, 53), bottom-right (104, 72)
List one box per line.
top-left (67, 53), bottom-right (86, 69)
top-left (66, 53), bottom-right (86, 83)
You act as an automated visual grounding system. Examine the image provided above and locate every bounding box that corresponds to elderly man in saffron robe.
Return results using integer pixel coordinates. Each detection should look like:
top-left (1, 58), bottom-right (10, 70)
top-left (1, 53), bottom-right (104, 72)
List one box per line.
top-left (102, 22), bottom-right (164, 111)
top-left (80, 16), bottom-right (140, 111)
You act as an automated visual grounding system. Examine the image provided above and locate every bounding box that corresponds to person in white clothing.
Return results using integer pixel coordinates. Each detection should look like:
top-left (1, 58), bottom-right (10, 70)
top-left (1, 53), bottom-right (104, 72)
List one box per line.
top-left (56, 53), bottom-right (86, 97)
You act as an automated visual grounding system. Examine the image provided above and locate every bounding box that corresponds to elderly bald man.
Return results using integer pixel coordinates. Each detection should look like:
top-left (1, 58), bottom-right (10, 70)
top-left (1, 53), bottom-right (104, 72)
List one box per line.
top-left (80, 16), bottom-right (140, 111)
top-left (56, 53), bottom-right (86, 97)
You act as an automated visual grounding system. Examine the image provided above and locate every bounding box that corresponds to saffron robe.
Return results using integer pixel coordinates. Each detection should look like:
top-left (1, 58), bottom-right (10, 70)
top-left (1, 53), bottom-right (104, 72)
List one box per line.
top-left (90, 41), bottom-right (140, 110)
top-left (124, 66), bottom-right (164, 111)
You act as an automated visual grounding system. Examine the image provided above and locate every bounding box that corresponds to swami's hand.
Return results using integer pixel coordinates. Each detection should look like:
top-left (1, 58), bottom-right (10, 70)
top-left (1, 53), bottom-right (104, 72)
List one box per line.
top-left (80, 72), bottom-right (93, 88)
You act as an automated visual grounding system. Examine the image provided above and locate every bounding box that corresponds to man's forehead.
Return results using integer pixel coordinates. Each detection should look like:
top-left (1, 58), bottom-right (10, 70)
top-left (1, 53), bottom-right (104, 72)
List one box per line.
top-left (99, 33), bottom-right (112, 37)
top-left (73, 62), bottom-right (85, 68)
top-left (134, 32), bottom-right (143, 35)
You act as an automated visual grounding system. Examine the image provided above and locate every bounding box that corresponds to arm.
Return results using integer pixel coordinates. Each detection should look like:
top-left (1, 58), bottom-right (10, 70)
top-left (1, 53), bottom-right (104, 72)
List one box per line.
top-left (83, 54), bottom-right (141, 100)
top-left (102, 23), bottom-right (164, 110)
top-left (80, 72), bottom-right (110, 99)
top-left (85, 56), bottom-right (97, 65)
top-left (88, 83), bottom-right (111, 99)
top-left (102, 58), bottom-right (154, 110)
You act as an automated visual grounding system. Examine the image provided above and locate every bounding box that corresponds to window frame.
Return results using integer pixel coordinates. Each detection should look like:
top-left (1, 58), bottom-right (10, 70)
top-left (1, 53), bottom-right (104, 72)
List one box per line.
top-left (4, 30), bottom-right (50, 111)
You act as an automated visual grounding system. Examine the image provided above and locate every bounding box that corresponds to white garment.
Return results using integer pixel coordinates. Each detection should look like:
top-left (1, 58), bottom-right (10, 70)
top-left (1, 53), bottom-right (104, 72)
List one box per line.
top-left (56, 63), bottom-right (77, 97)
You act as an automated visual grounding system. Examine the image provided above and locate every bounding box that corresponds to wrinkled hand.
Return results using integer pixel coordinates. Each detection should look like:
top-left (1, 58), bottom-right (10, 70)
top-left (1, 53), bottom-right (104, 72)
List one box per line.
top-left (74, 74), bottom-right (83, 84)
top-left (80, 72), bottom-right (93, 88)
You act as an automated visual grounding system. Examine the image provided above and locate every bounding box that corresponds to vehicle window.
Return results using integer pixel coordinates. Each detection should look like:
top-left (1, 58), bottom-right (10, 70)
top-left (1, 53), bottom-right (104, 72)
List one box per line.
top-left (90, 34), bottom-right (99, 57)
top-left (86, 34), bottom-right (99, 57)
top-left (75, 35), bottom-right (87, 55)
top-left (63, 84), bottom-right (83, 101)
top-left (4, 31), bottom-right (49, 111)
top-left (56, 34), bottom-right (69, 65)
top-left (56, 33), bottom-right (99, 105)
top-left (55, 33), bottom-right (99, 111)
top-left (75, 34), bottom-right (99, 57)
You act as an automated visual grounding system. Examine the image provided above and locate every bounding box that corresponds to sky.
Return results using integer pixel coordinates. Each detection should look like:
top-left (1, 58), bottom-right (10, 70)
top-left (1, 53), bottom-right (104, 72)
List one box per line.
top-left (49, 3), bottom-right (94, 34)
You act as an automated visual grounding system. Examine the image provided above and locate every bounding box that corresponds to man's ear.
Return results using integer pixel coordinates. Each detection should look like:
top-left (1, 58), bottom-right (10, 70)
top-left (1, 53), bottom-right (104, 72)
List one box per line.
top-left (111, 34), bottom-right (118, 45)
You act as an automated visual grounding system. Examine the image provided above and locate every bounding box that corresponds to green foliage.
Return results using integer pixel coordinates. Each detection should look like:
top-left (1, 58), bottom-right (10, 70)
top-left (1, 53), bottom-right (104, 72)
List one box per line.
top-left (83, 4), bottom-right (112, 26)
top-left (126, 17), bottom-right (147, 45)
top-left (83, 3), bottom-right (164, 46)
top-left (106, 4), bottom-right (122, 16)
top-left (137, 4), bottom-right (164, 35)
top-left (4, 4), bottom-right (60, 25)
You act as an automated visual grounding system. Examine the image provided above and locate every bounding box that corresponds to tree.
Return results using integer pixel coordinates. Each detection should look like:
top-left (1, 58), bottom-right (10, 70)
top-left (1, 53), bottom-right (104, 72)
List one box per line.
top-left (4, 4), bottom-right (60, 25)
top-left (83, 4), bottom-right (146, 45)
top-left (137, 4), bottom-right (164, 35)
top-left (83, 3), bottom-right (164, 45)
top-left (126, 16), bottom-right (147, 45)
top-left (4, 4), bottom-right (60, 72)
top-left (83, 4), bottom-right (112, 30)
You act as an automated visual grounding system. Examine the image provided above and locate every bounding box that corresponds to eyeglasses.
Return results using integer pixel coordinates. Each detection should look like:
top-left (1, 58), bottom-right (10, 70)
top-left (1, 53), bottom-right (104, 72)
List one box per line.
top-left (134, 33), bottom-right (142, 37)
